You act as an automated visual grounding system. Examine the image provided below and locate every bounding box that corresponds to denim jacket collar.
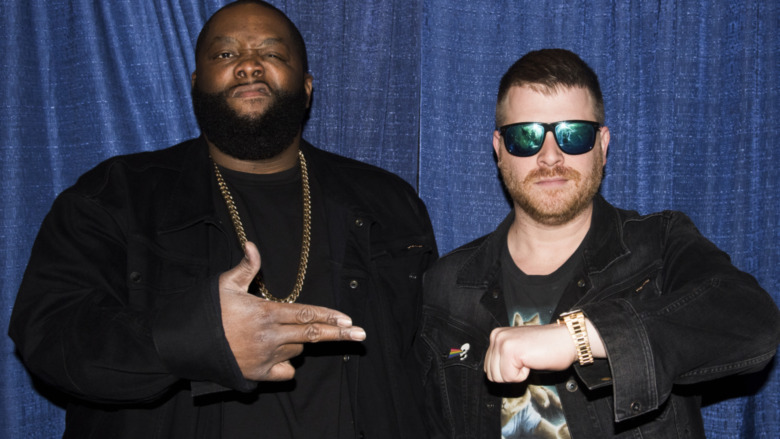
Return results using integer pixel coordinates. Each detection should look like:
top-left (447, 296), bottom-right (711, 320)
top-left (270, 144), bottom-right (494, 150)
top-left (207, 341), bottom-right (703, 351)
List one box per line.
top-left (582, 194), bottom-right (631, 276)
top-left (454, 211), bottom-right (513, 288)
top-left (455, 194), bottom-right (631, 290)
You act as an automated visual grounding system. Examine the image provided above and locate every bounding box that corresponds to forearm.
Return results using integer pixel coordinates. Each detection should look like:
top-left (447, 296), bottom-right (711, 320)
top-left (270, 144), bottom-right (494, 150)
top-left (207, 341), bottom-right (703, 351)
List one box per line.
top-left (576, 274), bottom-right (779, 421)
top-left (13, 265), bottom-right (249, 403)
top-left (11, 284), bottom-right (177, 402)
top-left (9, 194), bottom-right (248, 402)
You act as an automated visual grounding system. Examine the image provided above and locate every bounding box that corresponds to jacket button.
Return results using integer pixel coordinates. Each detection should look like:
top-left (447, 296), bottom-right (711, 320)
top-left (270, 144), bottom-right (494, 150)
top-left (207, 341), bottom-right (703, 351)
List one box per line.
top-left (565, 379), bottom-right (578, 392)
top-left (630, 401), bottom-right (642, 412)
top-left (354, 218), bottom-right (364, 227)
top-left (408, 273), bottom-right (418, 280)
top-left (349, 280), bottom-right (359, 289)
top-left (129, 271), bottom-right (142, 283)
top-left (577, 279), bottom-right (586, 288)
top-left (491, 289), bottom-right (499, 299)
top-left (343, 355), bottom-right (350, 362)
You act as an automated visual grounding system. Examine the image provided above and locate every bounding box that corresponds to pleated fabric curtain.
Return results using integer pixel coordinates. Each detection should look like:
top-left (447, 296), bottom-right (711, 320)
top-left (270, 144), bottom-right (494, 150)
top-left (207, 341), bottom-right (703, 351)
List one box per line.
top-left (1, 1), bottom-right (777, 438)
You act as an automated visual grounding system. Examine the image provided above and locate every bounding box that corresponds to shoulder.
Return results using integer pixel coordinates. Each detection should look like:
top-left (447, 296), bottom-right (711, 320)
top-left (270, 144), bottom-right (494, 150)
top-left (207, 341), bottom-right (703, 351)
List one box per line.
top-left (617, 206), bottom-right (698, 241)
top-left (430, 235), bottom-right (488, 271)
top-left (424, 212), bottom-right (512, 290)
top-left (595, 196), bottom-right (694, 242)
top-left (598, 198), bottom-right (722, 268)
top-left (596, 195), bottom-right (693, 230)
top-left (423, 233), bottom-right (492, 293)
top-left (303, 142), bottom-right (429, 225)
top-left (305, 143), bottom-right (417, 195)
top-left (69, 139), bottom-right (201, 198)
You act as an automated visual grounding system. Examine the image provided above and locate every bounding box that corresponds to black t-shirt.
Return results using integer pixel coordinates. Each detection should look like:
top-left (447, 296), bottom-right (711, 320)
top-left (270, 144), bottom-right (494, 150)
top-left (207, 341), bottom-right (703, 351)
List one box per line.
top-left (215, 164), bottom-right (354, 439)
top-left (499, 236), bottom-right (582, 438)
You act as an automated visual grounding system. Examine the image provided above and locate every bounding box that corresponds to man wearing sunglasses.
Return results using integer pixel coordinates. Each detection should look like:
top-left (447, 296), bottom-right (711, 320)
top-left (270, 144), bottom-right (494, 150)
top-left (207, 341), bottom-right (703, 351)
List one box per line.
top-left (415, 49), bottom-right (780, 438)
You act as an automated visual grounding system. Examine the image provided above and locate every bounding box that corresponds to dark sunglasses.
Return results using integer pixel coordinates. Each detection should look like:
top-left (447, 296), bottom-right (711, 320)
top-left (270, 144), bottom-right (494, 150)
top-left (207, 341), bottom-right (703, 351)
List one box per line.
top-left (498, 120), bottom-right (602, 157)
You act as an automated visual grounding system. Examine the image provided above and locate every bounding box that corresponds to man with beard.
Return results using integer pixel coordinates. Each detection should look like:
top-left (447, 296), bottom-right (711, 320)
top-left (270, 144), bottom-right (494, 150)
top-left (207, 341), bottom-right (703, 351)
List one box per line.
top-left (9, 1), bottom-right (436, 438)
top-left (414, 49), bottom-right (779, 438)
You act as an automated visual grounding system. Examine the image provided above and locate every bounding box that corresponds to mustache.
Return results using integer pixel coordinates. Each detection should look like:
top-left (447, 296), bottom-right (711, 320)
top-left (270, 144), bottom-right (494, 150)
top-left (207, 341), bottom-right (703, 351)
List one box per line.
top-left (194, 80), bottom-right (273, 98)
top-left (229, 80), bottom-right (271, 92)
top-left (524, 165), bottom-right (581, 183)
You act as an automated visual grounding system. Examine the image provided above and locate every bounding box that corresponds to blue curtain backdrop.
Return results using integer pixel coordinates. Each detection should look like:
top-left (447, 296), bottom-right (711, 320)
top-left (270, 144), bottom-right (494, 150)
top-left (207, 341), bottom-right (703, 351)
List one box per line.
top-left (1, 0), bottom-right (777, 437)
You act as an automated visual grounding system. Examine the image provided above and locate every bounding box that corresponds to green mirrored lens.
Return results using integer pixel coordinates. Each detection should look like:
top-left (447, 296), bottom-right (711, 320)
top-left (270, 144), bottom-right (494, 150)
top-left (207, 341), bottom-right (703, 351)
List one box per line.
top-left (506, 123), bottom-right (544, 156)
top-left (555, 122), bottom-right (596, 154)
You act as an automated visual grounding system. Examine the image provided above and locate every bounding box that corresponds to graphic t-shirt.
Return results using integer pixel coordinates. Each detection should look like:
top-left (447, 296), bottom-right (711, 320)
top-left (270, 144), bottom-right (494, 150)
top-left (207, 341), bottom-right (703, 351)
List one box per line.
top-left (500, 240), bottom-right (582, 439)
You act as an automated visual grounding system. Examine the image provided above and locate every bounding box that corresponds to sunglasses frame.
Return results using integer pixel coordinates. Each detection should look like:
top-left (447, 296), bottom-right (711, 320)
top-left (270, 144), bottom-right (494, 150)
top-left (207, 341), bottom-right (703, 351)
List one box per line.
top-left (498, 120), bottom-right (603, 157)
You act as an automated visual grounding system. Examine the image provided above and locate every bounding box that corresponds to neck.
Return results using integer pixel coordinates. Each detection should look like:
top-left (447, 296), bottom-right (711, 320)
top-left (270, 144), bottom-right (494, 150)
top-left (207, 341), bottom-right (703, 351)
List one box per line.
top-left (207, 136), bottom-right (302, 174)
top-left (507, 203), bottom-right (593, 275)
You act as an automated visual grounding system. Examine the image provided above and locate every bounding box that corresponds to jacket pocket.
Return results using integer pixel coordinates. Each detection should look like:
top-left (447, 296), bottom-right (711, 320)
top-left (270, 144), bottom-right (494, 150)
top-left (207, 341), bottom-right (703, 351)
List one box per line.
top-left (126, 234), bottom-right (209, 299)
top-left (419, 312), bottom-right (489, 438)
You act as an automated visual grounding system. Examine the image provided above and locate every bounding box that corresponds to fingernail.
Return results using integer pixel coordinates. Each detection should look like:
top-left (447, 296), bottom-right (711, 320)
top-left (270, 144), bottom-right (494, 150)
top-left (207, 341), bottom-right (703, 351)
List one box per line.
top-left (337, 317), bottom-right (352, 327)
top-left (351, 328), bottom-right (366, 341)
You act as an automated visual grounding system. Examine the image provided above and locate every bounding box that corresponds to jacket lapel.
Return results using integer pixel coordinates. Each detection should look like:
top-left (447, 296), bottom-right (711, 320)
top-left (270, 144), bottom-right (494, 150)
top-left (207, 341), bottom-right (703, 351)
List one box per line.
top-left (457, 212), bottom-right (514, 327)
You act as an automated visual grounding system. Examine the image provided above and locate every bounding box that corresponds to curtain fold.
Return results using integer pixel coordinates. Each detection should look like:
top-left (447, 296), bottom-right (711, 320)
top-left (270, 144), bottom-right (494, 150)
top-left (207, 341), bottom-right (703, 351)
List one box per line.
top-left (2, 1), bottom-right (777, 437)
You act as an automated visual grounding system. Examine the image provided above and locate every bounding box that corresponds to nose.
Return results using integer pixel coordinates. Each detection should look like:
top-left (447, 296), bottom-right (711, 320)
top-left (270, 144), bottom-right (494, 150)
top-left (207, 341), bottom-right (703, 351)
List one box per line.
top-left (537, 132), bottom-right (563, 167)
top-left (235, 52), bottom-right (263, 79)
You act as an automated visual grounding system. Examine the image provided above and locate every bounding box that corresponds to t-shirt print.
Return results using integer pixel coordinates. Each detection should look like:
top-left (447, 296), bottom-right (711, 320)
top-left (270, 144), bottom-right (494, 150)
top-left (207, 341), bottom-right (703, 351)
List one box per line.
top-left (501, 312), bottom-right (570, 439)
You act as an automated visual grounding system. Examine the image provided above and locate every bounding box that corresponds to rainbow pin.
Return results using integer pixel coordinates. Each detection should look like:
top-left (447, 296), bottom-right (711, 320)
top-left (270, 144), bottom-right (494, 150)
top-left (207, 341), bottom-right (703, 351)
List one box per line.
top-left (448, 343), bottom-right (470, 360)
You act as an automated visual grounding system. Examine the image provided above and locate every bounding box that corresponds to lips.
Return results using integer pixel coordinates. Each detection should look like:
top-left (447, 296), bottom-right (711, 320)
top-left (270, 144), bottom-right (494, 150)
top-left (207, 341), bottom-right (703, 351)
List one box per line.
top-left (525, 166), bottom-right (580, 186)
top-left (230, 82), bottom-right (271, 98)
top-left (536, 177), bottom-right (568, 184)
top-left (533, 178), bottom-right (571, 190)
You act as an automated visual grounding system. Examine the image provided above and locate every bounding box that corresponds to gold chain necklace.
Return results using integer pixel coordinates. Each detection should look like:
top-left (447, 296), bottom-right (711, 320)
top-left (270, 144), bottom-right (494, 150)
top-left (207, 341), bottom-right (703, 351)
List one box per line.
top-left (211, 150), bottom-right (311, 303)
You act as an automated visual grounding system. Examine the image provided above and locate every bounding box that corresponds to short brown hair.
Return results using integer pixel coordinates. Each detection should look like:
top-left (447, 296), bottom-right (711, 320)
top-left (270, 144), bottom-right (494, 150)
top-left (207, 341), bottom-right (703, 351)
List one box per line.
top-left (495, 49), bottom-right (604, 126)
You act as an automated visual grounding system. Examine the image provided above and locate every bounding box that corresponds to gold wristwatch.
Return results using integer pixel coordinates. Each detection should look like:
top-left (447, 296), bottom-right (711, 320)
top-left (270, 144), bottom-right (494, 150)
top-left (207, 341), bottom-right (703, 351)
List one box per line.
top-left (557, 310), bottom-right (594, 366)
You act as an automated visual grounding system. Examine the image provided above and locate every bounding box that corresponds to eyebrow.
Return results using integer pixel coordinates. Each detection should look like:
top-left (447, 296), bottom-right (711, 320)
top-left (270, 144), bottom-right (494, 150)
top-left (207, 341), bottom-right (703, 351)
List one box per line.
top-left (207, 36), bottom-right (286, 48)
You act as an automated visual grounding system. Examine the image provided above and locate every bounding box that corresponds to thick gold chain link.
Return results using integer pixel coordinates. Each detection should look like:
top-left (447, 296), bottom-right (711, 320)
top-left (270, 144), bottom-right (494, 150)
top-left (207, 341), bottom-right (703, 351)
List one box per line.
top-left (212, 150), bottom-right (311, 303)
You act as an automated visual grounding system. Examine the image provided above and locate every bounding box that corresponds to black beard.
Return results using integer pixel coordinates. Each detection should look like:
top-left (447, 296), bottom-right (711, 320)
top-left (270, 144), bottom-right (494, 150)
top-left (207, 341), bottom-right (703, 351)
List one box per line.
top-left (191, 82), bottom-right (308, 160)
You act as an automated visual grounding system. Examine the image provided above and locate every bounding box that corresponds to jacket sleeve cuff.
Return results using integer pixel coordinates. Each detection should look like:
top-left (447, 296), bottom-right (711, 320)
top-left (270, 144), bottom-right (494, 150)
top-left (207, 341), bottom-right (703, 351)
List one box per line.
top-left (152, 275), bottom-right (256, 394)
top-left (578, 300), bottom-right (660, 421)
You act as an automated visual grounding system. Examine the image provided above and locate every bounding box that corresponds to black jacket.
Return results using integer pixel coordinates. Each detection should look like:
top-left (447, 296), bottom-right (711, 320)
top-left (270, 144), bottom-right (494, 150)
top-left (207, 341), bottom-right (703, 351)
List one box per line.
top-left (415, 195), bottom-right (779, 438)
top-left (10, 137), bottom-right (437, 438)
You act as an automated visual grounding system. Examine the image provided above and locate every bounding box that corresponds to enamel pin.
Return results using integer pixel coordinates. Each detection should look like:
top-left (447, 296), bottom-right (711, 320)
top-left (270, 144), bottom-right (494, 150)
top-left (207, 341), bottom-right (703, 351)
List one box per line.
top-left (448, 343), bottom-right (471, 360)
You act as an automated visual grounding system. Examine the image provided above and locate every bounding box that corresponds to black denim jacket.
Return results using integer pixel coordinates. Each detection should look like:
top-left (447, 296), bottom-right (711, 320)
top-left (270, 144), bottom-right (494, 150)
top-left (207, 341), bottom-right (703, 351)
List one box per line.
top-left (415, 195), bottom-right (779, 438)
top-left (10, 138), bottom-right (437, 439)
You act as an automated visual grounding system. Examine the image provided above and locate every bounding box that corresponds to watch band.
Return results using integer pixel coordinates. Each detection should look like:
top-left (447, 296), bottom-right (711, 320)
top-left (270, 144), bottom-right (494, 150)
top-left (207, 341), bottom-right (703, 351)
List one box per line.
top-left (557, 310), bottom-right (594, 366)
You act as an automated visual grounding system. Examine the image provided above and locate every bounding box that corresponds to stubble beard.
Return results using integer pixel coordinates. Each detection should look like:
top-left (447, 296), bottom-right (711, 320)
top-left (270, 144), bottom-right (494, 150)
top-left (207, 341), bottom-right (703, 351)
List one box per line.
top-left (191, 81), bottom-right (308, 160)
top-left (499, 151), bottom-right (604, 226)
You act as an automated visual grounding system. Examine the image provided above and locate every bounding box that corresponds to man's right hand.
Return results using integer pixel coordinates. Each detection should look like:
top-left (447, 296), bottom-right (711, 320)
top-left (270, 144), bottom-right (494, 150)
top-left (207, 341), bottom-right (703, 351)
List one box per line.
top-left (219, 241), bottom-right (365, 381)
